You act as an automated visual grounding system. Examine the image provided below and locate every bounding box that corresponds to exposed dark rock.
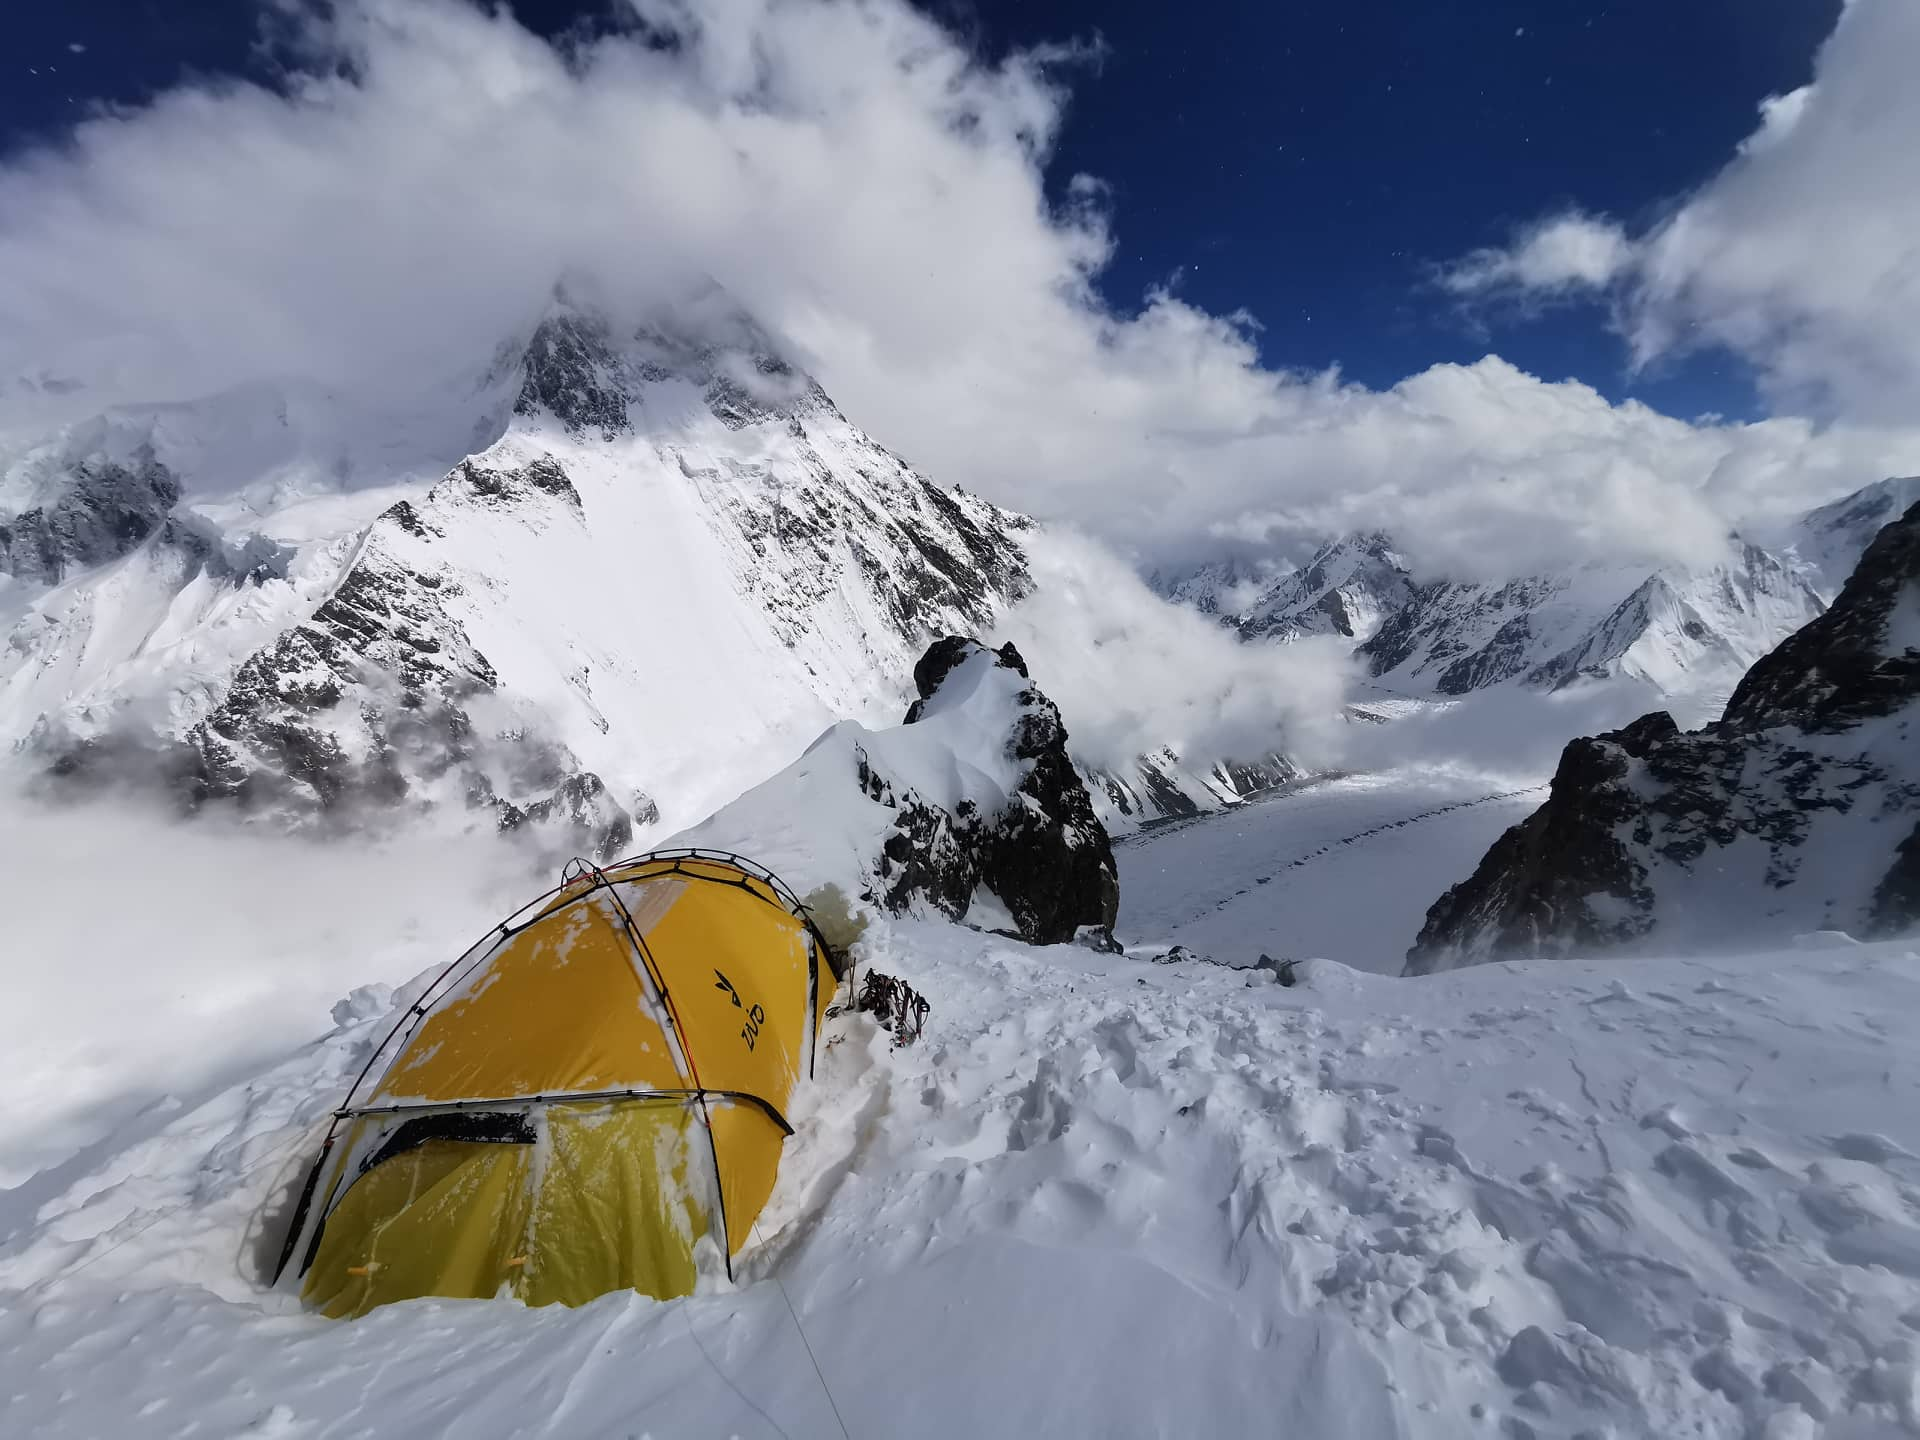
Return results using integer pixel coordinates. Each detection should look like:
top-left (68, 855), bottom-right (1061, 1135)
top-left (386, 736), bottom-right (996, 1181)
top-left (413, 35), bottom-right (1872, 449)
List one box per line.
top-left (1408, 501), bottom-right (1920, 971)
top-left (0, 447), bottom-right (179, 584)
top-left (1872, 819), bottom-right (1920, 934)
top-left (515, 309), bottom-right (631, 440)
top-left (865, 637), bottom-right (1119, 945)
top-left (456, 455), bottom-right (582, 510)
top-left (512, 772), bottom-right (636, 863)
top-left (1721, 509), bottom-right (1920, 732)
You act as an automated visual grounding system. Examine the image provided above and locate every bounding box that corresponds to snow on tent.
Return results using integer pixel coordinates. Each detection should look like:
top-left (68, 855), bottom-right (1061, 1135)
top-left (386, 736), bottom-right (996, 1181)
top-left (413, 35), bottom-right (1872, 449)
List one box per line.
top-left (273, 850), bottom-right (845, 1319)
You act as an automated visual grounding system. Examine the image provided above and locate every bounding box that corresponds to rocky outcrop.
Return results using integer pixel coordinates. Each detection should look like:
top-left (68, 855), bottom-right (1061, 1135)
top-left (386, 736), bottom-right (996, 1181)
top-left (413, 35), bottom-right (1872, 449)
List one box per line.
top-left (874, 637), bottom-right (1118, 944)
top-left (680, 636), bottom-right (1120, 946)
top-left (0, 446), bottom-right (179, 585)
top-left (1407, 501), bottom-right (1920, 972)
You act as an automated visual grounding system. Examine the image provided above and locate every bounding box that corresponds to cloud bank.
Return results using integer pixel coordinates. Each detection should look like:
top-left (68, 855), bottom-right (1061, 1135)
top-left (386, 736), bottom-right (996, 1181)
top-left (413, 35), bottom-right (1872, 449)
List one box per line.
top-left (994, 529), bottom-right (1353, 774)
top-left (1445, 0), bottom-right (1920, 428)
top-left (1, 0), bottom-right (1916, 581)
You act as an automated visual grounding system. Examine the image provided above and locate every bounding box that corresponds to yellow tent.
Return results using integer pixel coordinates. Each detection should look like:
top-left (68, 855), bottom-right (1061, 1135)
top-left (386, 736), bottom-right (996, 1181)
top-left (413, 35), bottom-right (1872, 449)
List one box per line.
top-left (273, 849), bottom-right (845, 1319)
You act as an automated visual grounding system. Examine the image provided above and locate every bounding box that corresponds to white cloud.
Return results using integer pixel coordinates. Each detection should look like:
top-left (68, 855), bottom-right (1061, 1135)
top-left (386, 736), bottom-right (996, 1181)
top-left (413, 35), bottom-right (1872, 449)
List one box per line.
top-left (1440, 0), bottom-right (1920, 426)
top-left (0, 0), bottom-right (1915, 585)
top-left (993, 529), bottom-right (1353, 773)
top-left (1441, 212), bottom-right (1634, 296)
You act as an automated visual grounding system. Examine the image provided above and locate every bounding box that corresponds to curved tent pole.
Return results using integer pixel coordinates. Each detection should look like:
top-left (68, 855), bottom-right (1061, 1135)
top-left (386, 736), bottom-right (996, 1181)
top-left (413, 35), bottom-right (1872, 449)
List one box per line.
top-left (278, 848), bottom-right (836, 1289)
top-left (582, 858), bottom-right (738, 1282)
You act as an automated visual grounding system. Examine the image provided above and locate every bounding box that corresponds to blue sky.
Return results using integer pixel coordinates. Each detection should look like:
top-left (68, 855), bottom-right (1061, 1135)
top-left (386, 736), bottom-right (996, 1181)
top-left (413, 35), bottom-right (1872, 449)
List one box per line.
top-left (8, 0), bottom-right (1840, 422)
top-left (956, 0), bottom-right (1841, 421)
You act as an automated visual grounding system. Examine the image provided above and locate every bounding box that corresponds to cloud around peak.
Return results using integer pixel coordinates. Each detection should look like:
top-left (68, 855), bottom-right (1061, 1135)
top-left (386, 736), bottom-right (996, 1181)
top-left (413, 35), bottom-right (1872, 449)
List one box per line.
top-left (1, 0), bottom-right (1917, 582)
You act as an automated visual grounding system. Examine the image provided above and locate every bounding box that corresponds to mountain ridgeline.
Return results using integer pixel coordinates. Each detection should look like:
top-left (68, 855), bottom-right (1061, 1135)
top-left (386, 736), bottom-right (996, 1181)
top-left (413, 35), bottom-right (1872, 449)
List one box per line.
top-left (1156, 488), bottom-right (1917, 707)
top-left (1407, 499), bottom-right (1920, 971)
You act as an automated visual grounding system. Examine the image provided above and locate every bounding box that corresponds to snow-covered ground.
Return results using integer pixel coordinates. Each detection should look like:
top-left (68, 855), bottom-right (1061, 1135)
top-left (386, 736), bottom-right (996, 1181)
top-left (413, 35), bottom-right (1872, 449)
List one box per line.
top-left (6, 762), bottom-right (1920, 1438)
top-left (4, 888), bottom-right (1917, 1439)
top-left (1120, 768), bottom-right (1547, 973)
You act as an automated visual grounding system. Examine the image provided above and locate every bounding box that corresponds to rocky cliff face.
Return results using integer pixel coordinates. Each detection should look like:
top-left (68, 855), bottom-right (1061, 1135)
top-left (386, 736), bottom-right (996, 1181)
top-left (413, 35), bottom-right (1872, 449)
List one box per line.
top-left (679, 636), bottom-right (1120, 945)
top-left (1406, 500), bottom-right (1920, 972)
top-left (889, 637), bottom-right (1119, 942)
top-left (0, 446), bottom-right (180, 585)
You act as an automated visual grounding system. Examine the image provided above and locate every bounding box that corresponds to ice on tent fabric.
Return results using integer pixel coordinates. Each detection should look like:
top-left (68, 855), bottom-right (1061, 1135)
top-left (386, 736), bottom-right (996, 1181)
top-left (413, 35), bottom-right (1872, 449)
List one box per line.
top-left (290, 853), bottom-right (839, 1318)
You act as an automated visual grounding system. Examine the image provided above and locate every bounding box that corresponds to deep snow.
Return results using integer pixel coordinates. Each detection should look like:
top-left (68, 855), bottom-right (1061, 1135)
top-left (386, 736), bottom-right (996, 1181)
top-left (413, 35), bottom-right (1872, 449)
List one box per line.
top-left (3, 778), bottom-right (1918, 1439)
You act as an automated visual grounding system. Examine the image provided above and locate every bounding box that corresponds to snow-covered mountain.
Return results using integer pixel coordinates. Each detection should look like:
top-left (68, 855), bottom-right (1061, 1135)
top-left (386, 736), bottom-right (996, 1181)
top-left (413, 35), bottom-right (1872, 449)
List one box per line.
top-left (1148, 551), bottom-right (1288, 619)
top-left (1236, 533), bottom-right (1416, 643)
top-left (1, 290), bottom-right (1036, 849)
top-left (1361, 540), bottom-right (1825, 703)
top-left (1081, 745), bottom-right (1300, 831)
top-left (1407, 498), bottom-right (1920, 971)
top-left (1789, 473), bottom-right (1920, 593)
top-left (1153, 534), bottom-right (1413, 643)
top-left (1, 289), bottom-right (1307, 845)
top-left (1153, 496), bottom-right (1920, 715)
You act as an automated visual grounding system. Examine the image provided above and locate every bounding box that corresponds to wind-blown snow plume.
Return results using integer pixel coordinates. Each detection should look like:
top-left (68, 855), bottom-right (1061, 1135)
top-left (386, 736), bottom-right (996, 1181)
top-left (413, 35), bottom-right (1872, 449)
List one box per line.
top-left (0, 780), bottom-right (538, 1190)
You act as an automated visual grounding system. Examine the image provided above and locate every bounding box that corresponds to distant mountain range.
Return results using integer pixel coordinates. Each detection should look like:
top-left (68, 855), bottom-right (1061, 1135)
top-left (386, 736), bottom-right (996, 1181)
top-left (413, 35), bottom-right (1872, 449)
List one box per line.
top-left (1409, 495), bottom-right (1920, 969)
top-left (1157, 476), bottom-right (1920, 719)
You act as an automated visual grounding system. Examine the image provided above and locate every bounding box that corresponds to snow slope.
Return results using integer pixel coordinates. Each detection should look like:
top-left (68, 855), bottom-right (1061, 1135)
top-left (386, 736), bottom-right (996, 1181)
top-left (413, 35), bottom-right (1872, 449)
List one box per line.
top-left (1119, 770), bottom-right (1547, 973)
top-left (1792, 476), bottom-right (1920, 594)
top-left (4, 890), bottom-right (1917, 1439)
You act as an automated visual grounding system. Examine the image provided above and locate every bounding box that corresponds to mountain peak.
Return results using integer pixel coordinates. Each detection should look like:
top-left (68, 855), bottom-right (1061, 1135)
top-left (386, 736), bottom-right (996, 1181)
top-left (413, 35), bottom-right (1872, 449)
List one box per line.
top-left (1794, 474), bottom-right (1920, 590)
top-left (1726, 498), bottom-right (1920, 732)
top-left (511, 283), bottom-right (836, 441)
